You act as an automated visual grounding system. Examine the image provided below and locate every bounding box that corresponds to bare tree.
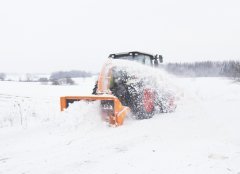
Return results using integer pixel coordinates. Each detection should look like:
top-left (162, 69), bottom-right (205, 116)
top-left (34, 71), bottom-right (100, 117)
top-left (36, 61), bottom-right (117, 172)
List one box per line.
top-left (38, 77), bottom-right (49, 85)
top-left (0, 73), bottom-right (6, 81)
top-left (25, 73), bottom-right (33, 82)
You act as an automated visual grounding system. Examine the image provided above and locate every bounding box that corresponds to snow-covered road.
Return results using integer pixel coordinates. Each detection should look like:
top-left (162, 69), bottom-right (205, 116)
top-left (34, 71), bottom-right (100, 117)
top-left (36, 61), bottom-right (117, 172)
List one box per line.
top-left (0, 77), bottom-right (240, 174)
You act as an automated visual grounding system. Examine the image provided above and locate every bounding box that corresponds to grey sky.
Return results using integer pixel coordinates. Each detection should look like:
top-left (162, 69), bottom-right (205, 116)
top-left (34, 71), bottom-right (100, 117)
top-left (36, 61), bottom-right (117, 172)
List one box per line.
top-left (0, 0), bottom-right (240, 73)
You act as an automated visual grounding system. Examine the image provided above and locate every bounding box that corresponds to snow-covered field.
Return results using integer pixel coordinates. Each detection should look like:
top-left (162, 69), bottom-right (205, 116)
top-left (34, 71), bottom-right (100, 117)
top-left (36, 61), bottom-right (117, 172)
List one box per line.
top-left (0, 76), bottom-right (240, 174)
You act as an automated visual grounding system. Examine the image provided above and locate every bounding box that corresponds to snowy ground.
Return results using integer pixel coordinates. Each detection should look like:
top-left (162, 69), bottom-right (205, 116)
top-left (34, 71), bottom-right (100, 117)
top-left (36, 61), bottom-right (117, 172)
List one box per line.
top-left (0, 76), bottom-right (240, 174)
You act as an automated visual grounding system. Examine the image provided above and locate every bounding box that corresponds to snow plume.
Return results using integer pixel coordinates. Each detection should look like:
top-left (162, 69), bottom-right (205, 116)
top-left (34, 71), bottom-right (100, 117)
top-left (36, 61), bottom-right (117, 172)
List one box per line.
top-left (111, 59), bottom-right (178, 91)
top-left (111, 59), bottom-right (181, 113)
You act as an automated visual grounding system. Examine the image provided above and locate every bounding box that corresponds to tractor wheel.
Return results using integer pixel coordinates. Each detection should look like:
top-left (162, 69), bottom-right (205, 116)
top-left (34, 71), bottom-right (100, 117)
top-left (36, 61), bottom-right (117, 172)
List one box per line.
top-left (161, 96), bottom-right (177, 113)
top-left (110, 80), bottom-right (129, 106)
top-left (128, 87), bottom-right (155, 119)
top-left (156, 93), bottom-right (176, 113)
top-left (110, 69), bottom-right (155, 119)
top-left (143, 89), bottom-right (155, 114)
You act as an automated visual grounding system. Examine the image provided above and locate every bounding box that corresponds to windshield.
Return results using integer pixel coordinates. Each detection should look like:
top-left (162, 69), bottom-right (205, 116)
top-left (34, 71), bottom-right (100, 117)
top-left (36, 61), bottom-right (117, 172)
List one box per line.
top-left (116, 55), bottom-right (152, 65)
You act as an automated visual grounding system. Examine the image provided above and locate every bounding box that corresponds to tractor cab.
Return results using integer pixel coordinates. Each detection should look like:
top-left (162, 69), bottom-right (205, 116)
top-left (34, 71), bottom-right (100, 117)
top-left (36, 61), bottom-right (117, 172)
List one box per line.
top-left (109, 51), bottom-right (163, 67)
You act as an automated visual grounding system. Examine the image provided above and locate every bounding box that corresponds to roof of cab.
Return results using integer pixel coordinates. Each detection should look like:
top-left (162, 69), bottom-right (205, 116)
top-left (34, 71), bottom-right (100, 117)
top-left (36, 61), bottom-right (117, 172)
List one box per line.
top-left (108, 51), bottom-right (154, 59)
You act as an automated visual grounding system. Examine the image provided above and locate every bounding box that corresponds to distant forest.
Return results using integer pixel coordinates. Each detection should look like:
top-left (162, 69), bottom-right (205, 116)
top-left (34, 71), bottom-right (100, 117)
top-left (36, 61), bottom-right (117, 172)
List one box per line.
top-left (49, 70), bottom-right (93, 85)
top-left (164, 61), bottom-right (240, 79)
top-left (1, 61), bottom-right (240, 83)
top-left (50, 70), bottom-right (92, 80)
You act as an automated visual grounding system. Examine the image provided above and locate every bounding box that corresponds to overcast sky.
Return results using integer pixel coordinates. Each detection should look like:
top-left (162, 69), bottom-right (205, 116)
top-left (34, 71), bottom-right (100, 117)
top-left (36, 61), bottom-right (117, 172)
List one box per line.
top-left (0, 0), bottom-right (240, 73)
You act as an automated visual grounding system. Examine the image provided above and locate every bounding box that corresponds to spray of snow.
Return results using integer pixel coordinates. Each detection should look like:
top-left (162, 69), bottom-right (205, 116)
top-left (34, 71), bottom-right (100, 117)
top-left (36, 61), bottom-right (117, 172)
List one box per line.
top-left (111, 59), bottom-right (181, 113)
top-left (112, 59), bottom-right (180, 93)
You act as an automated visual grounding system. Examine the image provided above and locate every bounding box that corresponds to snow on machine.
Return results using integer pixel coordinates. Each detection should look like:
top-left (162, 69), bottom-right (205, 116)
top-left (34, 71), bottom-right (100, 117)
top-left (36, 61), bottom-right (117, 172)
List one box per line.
top-left (60, 51), bottom-right (176, 126)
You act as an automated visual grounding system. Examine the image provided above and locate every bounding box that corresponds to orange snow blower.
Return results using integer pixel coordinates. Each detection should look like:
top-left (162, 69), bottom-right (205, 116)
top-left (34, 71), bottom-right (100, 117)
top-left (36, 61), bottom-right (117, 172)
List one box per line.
top-left (60, 59), bottom-right (130, 126)
top-left (60, 95), bottom-right (130, 126)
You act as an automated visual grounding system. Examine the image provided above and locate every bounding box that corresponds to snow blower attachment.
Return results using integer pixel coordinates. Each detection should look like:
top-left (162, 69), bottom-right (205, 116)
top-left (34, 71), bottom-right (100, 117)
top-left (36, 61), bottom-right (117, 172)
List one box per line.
top-left (60, 95), bottom-right (130, 126)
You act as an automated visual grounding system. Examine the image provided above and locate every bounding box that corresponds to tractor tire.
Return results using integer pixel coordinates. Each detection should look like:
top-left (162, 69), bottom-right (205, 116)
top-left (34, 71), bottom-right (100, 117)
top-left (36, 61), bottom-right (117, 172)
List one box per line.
top-left (110, 68), bottom-right (156, 119)
top-left (128, 87), bottom-right (155, 119)
top-left (111, 80), bottom-right (155, 119)
top-left (110, 80), bottom-right (129, 106)
top-left (154, 92), bottom-right (177, 113)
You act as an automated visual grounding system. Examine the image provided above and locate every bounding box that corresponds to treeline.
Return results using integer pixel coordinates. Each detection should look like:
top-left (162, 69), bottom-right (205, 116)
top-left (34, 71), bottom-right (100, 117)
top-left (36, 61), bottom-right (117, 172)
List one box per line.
top-left (50, 70), bottom-right (92, 80)
top-left (48, 70), bottom-right (92, 85)
top-left (164, 61), bottom-right (240, 79)
top-left (0, 70), bottom-right (93, 85)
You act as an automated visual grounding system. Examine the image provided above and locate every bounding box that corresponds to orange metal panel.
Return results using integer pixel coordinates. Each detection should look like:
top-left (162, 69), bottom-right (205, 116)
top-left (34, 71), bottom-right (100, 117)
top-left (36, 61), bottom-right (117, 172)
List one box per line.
top-left (97, 60), bottom-right (113, 93)
top-left (60, 97), bottom-right (67, 111)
